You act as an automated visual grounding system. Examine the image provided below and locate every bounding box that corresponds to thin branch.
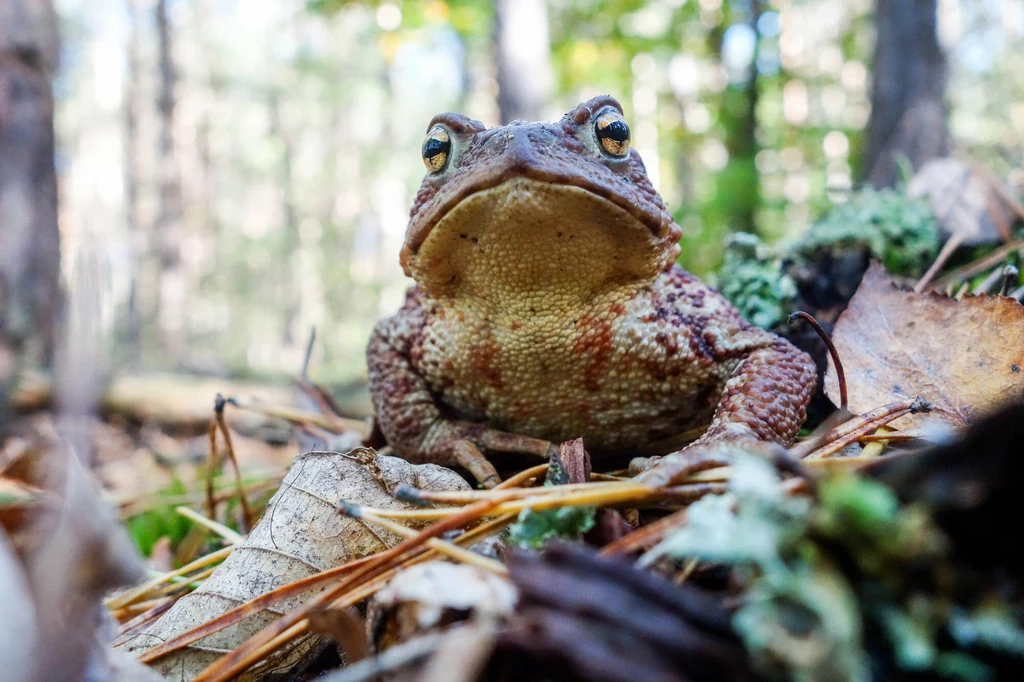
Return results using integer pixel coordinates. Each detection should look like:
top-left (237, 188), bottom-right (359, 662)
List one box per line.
top-left (176, 506), bottom-right (245, 546)
top-left (215, 394), bottom-right (253, 533)
top-left (916, 231), bottom-right (966, 292)
top-left (788, 310), bottom-right (847, 410)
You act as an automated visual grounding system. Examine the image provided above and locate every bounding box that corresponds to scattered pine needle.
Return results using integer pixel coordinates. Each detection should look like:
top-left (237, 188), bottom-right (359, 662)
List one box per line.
top-left (214, 395), bottom-right (253, 532)
top-left (105, 545), bottom-right (234, 611)
top-left (190, 496), bottom-right (512, 682)
top-left (175, 506), bottom-right (245, 546)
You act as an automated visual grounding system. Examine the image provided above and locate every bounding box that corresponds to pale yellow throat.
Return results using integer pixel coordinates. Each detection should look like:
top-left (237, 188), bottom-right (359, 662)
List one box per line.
top-left (411, 177), bottom-right (664, 313)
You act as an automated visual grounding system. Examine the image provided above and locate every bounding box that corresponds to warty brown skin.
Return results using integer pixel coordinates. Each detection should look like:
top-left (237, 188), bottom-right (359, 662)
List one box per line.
top-left (367, 96), bottom-right (817, 486)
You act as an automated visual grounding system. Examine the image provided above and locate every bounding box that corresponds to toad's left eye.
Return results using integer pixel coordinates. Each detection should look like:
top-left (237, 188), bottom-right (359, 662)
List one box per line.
top-left (595, 111), bottom-right (630, 157)
top-left (422, 126), bottom-right (451, 173)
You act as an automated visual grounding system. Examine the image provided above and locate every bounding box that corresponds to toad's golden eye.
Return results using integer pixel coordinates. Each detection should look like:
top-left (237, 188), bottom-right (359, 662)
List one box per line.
top-left (595, 110), bottom-right (630, 157)
top-left (422, 126), bottom-right (451, 173)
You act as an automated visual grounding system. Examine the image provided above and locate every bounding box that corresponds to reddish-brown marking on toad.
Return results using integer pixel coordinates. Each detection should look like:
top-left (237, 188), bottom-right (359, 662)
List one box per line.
top-left (472, 335), bottom-right (504, 390)
top-left (574, 310), bottom-right (619, 392)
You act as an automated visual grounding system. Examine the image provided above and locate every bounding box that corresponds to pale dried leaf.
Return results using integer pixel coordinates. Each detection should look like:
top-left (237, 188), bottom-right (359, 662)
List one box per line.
top-left (105, 648), bottom-right (167, 682)
top-left (119, 448), bottom-right (470, 682)
top-left (367, 561), bottom-right (516, 650)
top-left (825, 262), bottom-right (1024, 429)
top-left (908, 158), bottom-right (1021, 245)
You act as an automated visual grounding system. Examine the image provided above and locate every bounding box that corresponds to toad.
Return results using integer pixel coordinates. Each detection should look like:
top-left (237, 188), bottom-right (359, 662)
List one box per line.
top-left (367, 96), bottom-right (816, 487)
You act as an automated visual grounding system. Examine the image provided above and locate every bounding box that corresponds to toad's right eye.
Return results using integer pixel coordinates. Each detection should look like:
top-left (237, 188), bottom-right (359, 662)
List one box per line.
top-left (422, 126), bottom-right (451, 173)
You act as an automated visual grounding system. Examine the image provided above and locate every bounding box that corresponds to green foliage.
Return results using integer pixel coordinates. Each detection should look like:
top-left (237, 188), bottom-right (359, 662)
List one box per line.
top-left (798, 188), bottom-right (941, 276)
top-left (507, 504), bottom-right (596, 550)
top-left (124, 478), bottom-right (193, 558)
top-left (714, 233), bottom-right (798, 329)
top-left (647, 456), bottom-right (1012, 682)
top-left (717, 187), bottom-right (942, 329)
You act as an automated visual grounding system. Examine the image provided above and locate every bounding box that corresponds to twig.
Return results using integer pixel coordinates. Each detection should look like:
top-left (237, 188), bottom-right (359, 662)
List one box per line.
top-left (493, 463), bottom-right (547, 489)
top-left (971, 266), bottom-right (1005, 295)
top-left (175, 506), bottom-right (246, 546)
top-left (856, 431), bottom-right (925, 443)
top-left (788, 311), bottom-right (846, 410)
top-left (916, 232), bottom-right (966, 292)
top-left (600, 507), bottom-right (689, 556)
top-left (105, 545), bottom-right (234, 610)
top-left (119, 475), bottom-right (283, 519)
top-left (788, 409), bottom-right (854, 459)
top-left (149, 566), bottom-right (217, 598)
top-left (215, 394), bottom-right (253, 533)
top-left (205, 422), bottom-right (219, 521)
top-left (112, 598), bottom-right (176, 644)
top-left (111, 595), bottom-right (174, 626)
top-left (803, 397), bottom-right (929, 460)
top-left (394, 479), bottom-right (640, 505)
top-left (355, 483), bottom-right (681, 522)
top-left (301, 327), bottom-right (316, 379)
top-left (932, 237), bottom-right (1024, 290)
top-left (1001, 264), bottom-right (1019, 296)
top-left (232, 398), bottom-right (370, 438)
top-left (340, 503), bottom-right (506, 575)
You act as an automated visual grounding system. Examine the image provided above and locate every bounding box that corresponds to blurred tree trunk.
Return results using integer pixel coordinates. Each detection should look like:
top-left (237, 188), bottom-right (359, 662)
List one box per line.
top-left (863, 0), bottom-right (949, 188)
top-left (714, 0), bottom-right (762, 236)
top-left (494, 0), bottom-right (553, 123)
top-left (268, 92), bottom-right (300, 346)
top-left (154, 0), bottom-right (185, 363)
top-left (123, 0), bottom-right (142, 363)
top-left (0, 0), bottom-right (60, 422)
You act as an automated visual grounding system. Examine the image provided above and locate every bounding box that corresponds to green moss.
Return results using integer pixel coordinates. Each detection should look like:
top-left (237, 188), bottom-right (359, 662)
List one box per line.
top-left (798, 188), bottom-right (940, 276)
top-left (646, 455), bottom-right (1011, 682)
top-left (714, 233), bottom-right (798, 329)
top-left (507, 504), bottom-right (596, 550)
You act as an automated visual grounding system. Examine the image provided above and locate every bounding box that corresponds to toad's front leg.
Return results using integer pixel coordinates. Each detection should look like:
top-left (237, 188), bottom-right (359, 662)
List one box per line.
top-left (367, 290), bottom-right (555, 487)
top-left (633, 330), bottom-right (817, 487)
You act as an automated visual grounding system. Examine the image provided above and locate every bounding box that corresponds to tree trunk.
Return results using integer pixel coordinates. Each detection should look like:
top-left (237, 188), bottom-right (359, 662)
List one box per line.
top-left (0, 0), bottom-right (61, 420)
top-left (154, 0), bottom-right (185, 362)
top-left (494, 0), bottom-right (553, 124)
top-left (268, 92), bottom-right (300, 346)
top-left (863, 0), bottom-right (949, 188)
top-left (123, 0), bottom-right (143, 363)
top-left (714, 0), bottom-right (762, 236)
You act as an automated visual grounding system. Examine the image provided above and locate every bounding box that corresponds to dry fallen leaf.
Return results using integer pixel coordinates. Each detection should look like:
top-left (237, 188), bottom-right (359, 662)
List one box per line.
top-left (825, 262), bottom-right (1024, 429)
top-left (366, 561), bottom-right (516, 652)
top-left (908, 158), bottom-right (1023, 245)
top-left (119, 448), bottom-right (470, 682)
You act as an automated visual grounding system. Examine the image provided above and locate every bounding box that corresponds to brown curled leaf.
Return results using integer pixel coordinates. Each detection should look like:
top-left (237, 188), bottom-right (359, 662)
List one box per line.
top-left (825, 262), bottom-right (1024, 429)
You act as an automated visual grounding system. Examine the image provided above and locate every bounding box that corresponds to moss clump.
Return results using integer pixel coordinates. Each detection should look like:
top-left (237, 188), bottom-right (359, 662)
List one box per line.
top-left (714, 232), bottom-right (798, 329)
top-left (797, 188), bottom-right (940, 276)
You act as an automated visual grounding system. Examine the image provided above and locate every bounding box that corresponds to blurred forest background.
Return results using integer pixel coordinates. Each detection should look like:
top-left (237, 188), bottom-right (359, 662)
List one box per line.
top-left (3, 0), bottom-right (1024, 388)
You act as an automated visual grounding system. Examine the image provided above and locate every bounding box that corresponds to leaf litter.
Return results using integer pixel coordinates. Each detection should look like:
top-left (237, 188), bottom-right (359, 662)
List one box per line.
top-left (5, 160), bottom-right (1023, 681)
top-left (824, 262), bottom-right (1024, 429)
top-left (117, 448), bottom-right (470, 681)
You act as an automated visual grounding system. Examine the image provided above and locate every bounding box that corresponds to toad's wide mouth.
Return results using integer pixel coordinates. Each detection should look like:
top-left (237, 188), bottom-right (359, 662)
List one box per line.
top-left (402, 177), bottom-right (674, 301)
top-left (402, 166), bottom-right (673, 262)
